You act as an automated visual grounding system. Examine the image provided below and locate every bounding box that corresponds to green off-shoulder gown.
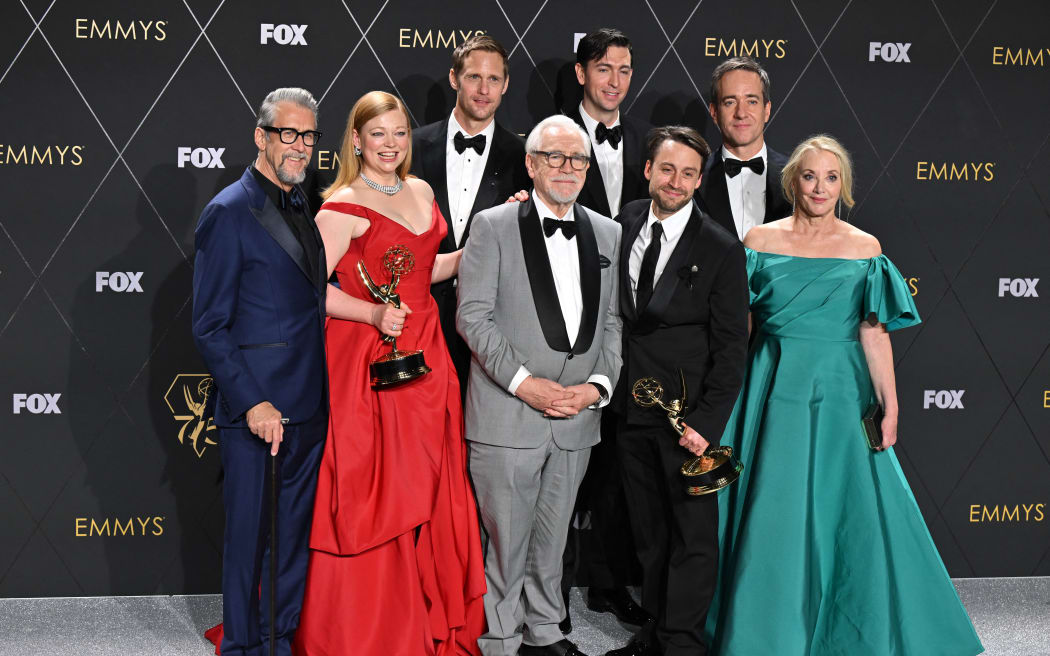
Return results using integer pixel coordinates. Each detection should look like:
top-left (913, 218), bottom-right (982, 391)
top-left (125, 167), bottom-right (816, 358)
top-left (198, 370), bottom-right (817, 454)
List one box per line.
top-left (705, 250), bottom-right (983, 656)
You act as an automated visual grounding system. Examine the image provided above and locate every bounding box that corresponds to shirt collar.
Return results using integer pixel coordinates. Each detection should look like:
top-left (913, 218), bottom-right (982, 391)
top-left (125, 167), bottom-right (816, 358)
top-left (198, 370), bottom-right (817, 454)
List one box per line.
top-left (578, 101), bottom-right (620, 140)
top-left (645, 199), bottom-right (692, 242)
top-left (533, 192), bottom-right (575, 223)
top-left (251, 164), bottom-right (296, 211)
top-left (448, 112), bottom-right (496, 144)
top-left (721, 142), bottom-right (767, 165)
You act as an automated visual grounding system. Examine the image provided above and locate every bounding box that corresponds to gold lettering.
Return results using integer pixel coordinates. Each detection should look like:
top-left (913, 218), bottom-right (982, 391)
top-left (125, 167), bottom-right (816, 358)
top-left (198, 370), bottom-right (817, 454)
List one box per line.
top-left (1036, 504), bottom-right (1046, 521)
top-left (718, 40), bottom-right (734, 57)
top-left (930, 162), bottom-right (947, 180)
top-left (775, 39), bottom-right (787, 58)
top-left (75, 517), bottom-right (87, 536)
top-left (1023, 503), bottom-right (1035, 520)
top-left (113, 518), bottom-right (134, 536)
top-left (152, 516), bottom-right (165, 536)
top-left (1005, 48), bottom-right (1023, 65)
top-left (75, 18), bottom-right (87, 39)
top-left (705, 37), bottom-right (716, 57)
top-left (136, 517), bottom-right (150, 533)
top-left (950, 162), bottom-right (968, 180)
top-left (907, 277), bottom-right (919, 296)
top-left (981, 506), bottom-right (999, 522)
top-left (739, 40), bottom-right (759, 58)
top-left (155, 20), bottom-right (167, 41)
top-left (399, 28), bottom-right (410, 47)
top-left (1043, 390), bottom-right (1050, 408)
top-left (90, 20), bottom-right (111, 39)
top-left (436, 30), bottom-right (456, 48)
top-left (90, 518), bottom-right (110, 536)
top-left (413, 30), bottom-right (433, 48)
top-left (114, 20), bottom-right (135, 40)
top-left (916, 161), bottom-right (928, 179)
top-left (7, 145), bottom-right (27, 165)
top-left (54, 145), bottom-right (69, 165)
top-left (30, 146), bottom-right (51, 165)
top-left (983, 162), bottom-right (994, 181)
top-left (1003, 505), bottom-right (1020, 522)
top-left (1026, 49), bottom-right (1044, 66)
top-left (969, 504), bottom-right (980, 522)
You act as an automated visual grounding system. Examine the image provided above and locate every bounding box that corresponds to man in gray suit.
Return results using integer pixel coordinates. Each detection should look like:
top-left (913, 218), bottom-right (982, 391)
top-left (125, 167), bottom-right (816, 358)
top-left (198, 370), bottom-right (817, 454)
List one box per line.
top-left (457, 114), bottom-right (622, 656)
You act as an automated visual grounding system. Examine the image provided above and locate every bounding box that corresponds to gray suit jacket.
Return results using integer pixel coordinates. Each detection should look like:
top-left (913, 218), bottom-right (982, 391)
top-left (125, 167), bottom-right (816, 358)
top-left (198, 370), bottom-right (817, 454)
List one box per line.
top-left (457, 197), bottom-right (622, 450)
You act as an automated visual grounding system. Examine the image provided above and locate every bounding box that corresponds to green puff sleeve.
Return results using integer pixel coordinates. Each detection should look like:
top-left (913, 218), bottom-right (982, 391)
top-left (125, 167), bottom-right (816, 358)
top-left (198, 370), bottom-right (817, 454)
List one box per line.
top-left (744, 247), bottom-right (760, 306)
top-left (863, 255), bottom-right (921, 332)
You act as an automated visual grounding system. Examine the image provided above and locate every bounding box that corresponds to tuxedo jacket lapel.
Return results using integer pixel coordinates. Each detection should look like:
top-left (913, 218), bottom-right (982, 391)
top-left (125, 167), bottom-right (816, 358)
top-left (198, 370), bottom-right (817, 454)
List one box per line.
top-left (620, 120), bottom-right (643, 212)
top-left (569, 108), bottom-right (612, 217)
top-left (422, 120), bottom-right (454, 251)
top-left (463, 126), bottom-right (513, 247)
top-left (619, 203), bottom-right (647, 322)
top-left (249, 201), bottom-right (314, 286)
top-left (764, 149), bottom-right (787, 222)
top-left (518, 199), bottom-right (571, 352)
top-left (702, 152), bottom-right (735, 236)
top-left (636, 203), bottom-right (703, 332)
top-left (572, 204), bottom-right (600, 354)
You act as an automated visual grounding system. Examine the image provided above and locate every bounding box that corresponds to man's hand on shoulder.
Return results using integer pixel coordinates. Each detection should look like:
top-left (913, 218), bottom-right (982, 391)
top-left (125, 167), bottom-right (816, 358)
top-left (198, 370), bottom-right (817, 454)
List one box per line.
top-left (505, 189), bottom-right (530, 204)
top-left (246, 401), bottom-right (284, 455)
top-left (515, 376), bottom-right (571, 413)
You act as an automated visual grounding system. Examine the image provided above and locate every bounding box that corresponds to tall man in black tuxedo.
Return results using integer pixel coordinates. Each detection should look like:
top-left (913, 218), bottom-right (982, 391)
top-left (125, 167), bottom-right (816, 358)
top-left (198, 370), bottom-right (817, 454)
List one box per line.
top-left (411, 34), bottom-right (529, 395)
top-left (607, 126), bottom-right (749, 656)
top-left (560, 27), bottom-right (653, 631)
top-left (698, 57), bottom-right (792, 239)
top-left (557, 27), bottom-right (654, 631)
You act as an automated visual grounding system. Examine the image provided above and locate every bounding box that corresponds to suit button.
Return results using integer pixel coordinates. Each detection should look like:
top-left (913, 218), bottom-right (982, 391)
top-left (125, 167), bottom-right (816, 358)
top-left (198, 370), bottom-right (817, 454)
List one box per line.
top-left (567, 353), bottom-right (574, 360)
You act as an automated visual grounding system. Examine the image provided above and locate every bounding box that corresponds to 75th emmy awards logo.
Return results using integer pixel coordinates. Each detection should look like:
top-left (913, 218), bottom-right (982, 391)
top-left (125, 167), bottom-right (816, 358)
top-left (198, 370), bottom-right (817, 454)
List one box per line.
top-left (163, 374), bottom-right (217, 458)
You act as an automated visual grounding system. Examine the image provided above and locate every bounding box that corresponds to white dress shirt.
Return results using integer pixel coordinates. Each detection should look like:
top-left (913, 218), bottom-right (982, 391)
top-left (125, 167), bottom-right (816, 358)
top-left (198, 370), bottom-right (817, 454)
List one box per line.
top-left (578, 102), bottom-right (624, 216)
top-left (507, 194), bottom-right (612, 407)
top-left (722, 143), bottom-right (767, 239)
top-left (628, 200), bottom-right (693, 303)
top-left (446, 113), bottom-right (496, 246)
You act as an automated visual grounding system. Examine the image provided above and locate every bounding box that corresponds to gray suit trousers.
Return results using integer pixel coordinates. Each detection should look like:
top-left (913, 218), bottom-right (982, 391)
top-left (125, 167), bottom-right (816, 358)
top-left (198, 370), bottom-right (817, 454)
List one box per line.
top-left (470, 439), bottom-right (591, 656)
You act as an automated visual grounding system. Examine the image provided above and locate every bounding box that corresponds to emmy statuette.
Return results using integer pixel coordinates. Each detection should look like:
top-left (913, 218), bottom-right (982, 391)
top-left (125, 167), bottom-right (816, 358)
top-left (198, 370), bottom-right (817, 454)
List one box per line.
top-left (631, 369), bottom-right (742, 496)
top-left (357, 245), bottom-right (432, 388)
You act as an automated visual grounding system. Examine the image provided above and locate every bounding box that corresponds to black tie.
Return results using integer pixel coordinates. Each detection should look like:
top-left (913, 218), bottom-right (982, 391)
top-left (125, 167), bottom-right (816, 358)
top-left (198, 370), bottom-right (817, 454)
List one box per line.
top-left (595, 123), bottom-right (623, 149)
top-left (636, 222), bottom-right (663, 311)
top-left (723, 156), bottom-right (765, 178)
top-left (454, 131), bottom-right (486, 155)
top-left (543, 217), bottom-right (577, 239)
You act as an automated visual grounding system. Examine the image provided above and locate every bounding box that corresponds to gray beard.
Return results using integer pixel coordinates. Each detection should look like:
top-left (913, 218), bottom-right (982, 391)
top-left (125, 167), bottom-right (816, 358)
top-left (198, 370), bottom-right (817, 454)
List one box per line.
top-left (276, 160), bottom-right (306, 185)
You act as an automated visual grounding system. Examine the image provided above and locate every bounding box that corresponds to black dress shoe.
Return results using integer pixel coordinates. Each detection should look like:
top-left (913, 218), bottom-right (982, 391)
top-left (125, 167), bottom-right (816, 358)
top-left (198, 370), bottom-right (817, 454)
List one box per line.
top-left (586, 587), bottom-right (654, 626)
top-left (560, 587), bottom-right (572, 634)
top-left (604, 639), bottom-right (661, 656)
top-left (520, 638), bottom-right (590, 656)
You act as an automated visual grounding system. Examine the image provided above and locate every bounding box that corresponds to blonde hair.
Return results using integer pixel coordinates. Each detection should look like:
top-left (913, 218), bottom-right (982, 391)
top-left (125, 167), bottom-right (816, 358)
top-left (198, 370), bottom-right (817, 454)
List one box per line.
top-left (323, 91), bottom-right (412, 199)
top-left (781, 134), bottom-right (855, 210)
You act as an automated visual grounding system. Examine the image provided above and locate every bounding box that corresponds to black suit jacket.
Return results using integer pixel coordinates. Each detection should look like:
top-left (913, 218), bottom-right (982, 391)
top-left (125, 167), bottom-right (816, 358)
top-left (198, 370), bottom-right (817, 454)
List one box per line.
top-left (698, 145), bottom-right (792, 238)
top-left (568, 107), bottom-right (652, 219)
top-left (611, 199), bottom-right (749, 444)
top-left (410, 118), bottom-right (529, 392)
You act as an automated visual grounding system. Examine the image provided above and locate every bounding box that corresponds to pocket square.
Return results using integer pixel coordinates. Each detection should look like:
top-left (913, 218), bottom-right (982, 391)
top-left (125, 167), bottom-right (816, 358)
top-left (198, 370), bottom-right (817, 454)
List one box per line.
top-left (598, 254), bottom-right (612, 269)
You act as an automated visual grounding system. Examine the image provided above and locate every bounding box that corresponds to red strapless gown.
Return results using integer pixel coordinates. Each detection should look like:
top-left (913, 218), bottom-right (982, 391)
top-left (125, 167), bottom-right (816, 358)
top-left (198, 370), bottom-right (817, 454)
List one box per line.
top-left (206, 200), bottom-right (486, 655)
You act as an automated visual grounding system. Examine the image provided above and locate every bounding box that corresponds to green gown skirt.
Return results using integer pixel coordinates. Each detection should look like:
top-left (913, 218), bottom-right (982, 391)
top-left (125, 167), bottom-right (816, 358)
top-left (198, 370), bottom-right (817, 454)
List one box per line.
top-left (705, 251), bottom-right (983, 656)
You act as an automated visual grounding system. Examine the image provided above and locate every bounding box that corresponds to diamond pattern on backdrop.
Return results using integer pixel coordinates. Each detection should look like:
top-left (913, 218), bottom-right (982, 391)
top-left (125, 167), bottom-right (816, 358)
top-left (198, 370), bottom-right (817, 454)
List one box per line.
top-left (1, 0), bottom-right (1048, 595)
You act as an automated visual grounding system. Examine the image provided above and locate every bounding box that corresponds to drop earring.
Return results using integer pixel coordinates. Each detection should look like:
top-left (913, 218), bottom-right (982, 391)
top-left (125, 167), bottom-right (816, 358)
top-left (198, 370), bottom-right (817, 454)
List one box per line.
top-left (354, 145), bottom-right (362, 156)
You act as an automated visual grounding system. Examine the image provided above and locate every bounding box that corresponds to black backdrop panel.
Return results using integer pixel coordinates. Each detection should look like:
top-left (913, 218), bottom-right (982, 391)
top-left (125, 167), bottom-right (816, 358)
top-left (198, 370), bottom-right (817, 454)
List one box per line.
top-left (1, 0), bottom-right (1048, 596)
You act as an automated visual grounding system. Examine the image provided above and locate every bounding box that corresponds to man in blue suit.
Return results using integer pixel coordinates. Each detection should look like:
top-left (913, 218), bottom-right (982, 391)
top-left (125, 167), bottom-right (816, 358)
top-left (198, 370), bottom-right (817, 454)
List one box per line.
top-left (192, 87), bottom-right (328, 656)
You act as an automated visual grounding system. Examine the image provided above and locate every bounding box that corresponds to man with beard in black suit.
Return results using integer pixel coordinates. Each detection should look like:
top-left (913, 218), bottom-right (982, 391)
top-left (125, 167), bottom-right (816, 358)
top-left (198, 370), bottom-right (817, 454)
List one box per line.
top-left (698, 57), bottom-right (792, 239)
top-left (607, 126), bottom-right (748, 656)
top-left (412, 34), bottom-right (530, 397)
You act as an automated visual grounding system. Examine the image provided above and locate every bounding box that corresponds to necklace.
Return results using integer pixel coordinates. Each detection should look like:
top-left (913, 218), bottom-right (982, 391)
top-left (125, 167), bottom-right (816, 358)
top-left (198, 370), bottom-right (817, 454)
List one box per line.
top-left (360, 172), bottom-right (403, 196)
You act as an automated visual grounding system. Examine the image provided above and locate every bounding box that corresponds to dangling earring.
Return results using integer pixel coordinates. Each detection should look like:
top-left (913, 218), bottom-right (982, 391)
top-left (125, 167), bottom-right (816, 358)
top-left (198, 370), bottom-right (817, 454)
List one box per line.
top-left (354, 145), bottom-right (362, 156)
top-left (791, 197), bottom-right (796, 216)
top-left (836, 198), bottom-right (841, 219)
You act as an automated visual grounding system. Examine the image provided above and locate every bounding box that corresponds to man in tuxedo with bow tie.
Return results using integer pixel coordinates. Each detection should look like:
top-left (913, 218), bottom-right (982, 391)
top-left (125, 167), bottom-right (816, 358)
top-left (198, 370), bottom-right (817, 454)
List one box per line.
top-left (457, 114), bottom-right (622, 656)
top-left (606, 126), bottom-right (748, 656)
top-left (561, 27), bottom-right (652, 631)
top-left (192, 88), bottom-right (328, 656)
top-left (698, 57), bottom-right (792, 239)
top-left (411, 34), bottom-right (530, 397)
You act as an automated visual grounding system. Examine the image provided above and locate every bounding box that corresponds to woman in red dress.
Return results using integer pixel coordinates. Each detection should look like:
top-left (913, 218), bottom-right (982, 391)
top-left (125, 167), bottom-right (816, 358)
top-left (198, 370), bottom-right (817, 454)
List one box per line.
top-left (297, 92), bottom-right (486, 655)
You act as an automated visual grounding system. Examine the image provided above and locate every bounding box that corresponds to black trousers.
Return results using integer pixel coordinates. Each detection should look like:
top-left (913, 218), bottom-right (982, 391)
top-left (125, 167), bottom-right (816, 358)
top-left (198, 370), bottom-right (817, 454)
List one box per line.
top-left (617, 419), bottom-right (718, 656)
top-left (562, 410), bottom-right (641, 595)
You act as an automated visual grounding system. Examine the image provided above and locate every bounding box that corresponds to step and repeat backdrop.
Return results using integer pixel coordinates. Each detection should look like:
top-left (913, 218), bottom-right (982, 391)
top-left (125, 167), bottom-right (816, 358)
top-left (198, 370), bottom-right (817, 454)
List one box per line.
top-left (1, 0), bottom-right (1048, 597)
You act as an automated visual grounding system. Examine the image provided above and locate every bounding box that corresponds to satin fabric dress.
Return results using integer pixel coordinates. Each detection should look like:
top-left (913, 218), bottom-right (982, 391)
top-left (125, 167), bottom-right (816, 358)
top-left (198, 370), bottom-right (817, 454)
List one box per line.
top-left (705, 251), bottom-right (983, 656)
top-left (206, 199), bottom-right (486, 656)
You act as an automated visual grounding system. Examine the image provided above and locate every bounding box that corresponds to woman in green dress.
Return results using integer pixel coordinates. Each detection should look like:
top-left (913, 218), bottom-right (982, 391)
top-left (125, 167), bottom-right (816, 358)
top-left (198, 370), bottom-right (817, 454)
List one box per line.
top-left (705, 135), bottom-right (983, 655)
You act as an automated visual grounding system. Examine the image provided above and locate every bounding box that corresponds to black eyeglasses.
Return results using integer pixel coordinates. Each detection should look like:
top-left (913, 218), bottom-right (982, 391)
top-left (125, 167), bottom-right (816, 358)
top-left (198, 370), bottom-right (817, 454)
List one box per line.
top-left (261, 126), bottom-right (322, 146)
top-left (532, 150), bottom-right (590, 171)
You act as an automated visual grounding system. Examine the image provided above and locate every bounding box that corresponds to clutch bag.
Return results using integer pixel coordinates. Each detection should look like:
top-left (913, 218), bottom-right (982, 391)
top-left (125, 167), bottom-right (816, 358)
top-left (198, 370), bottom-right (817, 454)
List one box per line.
top-left (861, 403), bottom-right (884, 451)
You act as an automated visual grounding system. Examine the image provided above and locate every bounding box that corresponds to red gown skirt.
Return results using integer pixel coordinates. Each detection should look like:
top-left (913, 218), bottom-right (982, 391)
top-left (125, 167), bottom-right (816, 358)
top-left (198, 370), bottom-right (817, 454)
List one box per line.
top-left (208, 199), bottom-right (486, 655)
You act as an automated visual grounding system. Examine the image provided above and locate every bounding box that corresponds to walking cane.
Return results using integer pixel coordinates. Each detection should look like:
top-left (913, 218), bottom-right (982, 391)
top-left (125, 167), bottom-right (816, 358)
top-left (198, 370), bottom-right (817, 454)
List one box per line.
top-left (271, 418), bottom-right (288, 656)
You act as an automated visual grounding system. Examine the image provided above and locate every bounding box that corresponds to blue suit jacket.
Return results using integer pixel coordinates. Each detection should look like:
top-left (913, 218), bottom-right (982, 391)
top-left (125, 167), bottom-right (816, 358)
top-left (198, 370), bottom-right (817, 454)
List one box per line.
top-left (192, 167), bottom-right (327, 427)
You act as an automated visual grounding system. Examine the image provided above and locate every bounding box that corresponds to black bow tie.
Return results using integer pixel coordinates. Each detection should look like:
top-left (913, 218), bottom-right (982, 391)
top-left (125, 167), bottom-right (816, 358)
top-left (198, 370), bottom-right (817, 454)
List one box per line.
top-left (723, 156), bottom-right (765, 178)
top-left (454, 131), bottom-right (486, 156)
top-left (280, 187), bottom-right (306, 212)
top-left (595, 123), bottom-right (623, 149)
top-left (543, 217), bottom-right (577, 239)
